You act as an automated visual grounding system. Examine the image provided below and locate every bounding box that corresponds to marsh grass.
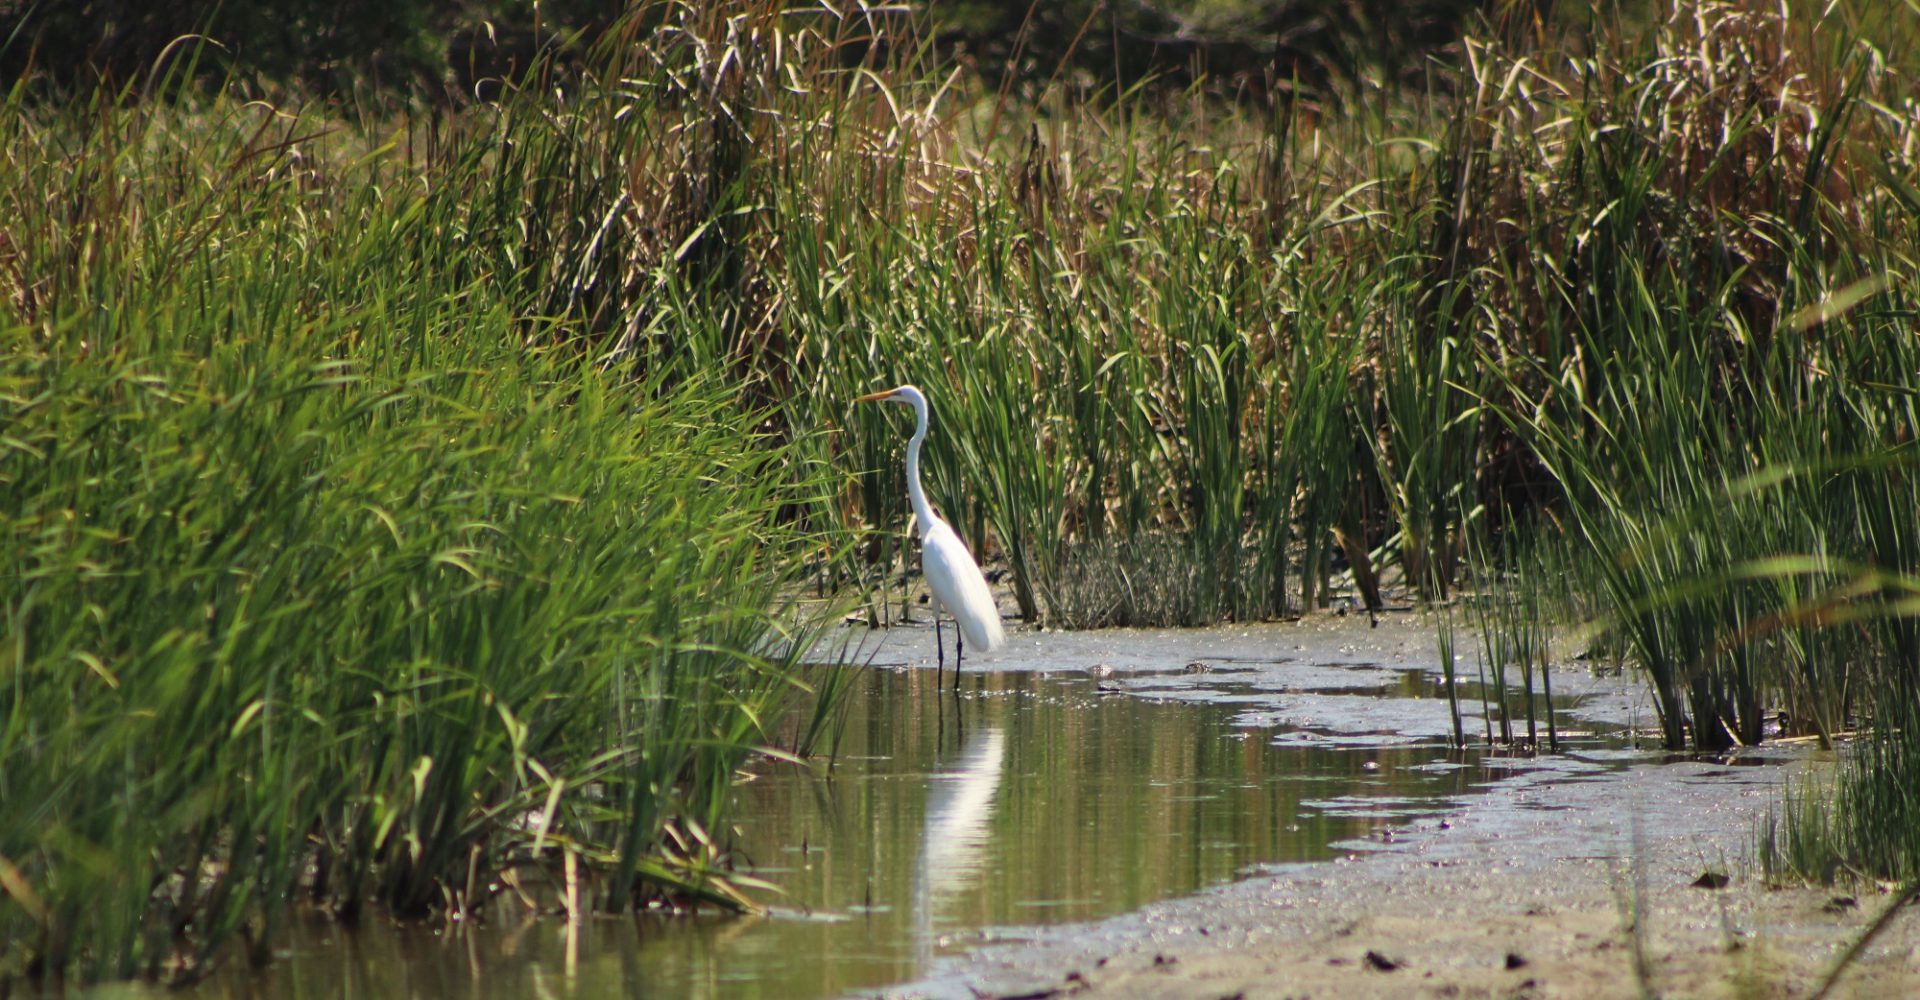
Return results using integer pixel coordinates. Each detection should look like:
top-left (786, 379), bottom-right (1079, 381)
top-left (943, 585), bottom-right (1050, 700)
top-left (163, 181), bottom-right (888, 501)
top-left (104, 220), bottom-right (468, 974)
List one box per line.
top-left (1459, 533), bottom-right (1559, 751)
top-left (9, 0), bottom-right (1920, 984)
top-left (801, 1), bottom-right (1918, 663)
top-left (1045, 532), bottom-right (1264, 629)
top-left (452, 0), bottom-right (1916, 890)
top-left (0, 61), bottom-right (842, 984)
top-left (522, 0), bottom-right (1920, 920)
top-left (1767, 619), bottom-right (1920, 886)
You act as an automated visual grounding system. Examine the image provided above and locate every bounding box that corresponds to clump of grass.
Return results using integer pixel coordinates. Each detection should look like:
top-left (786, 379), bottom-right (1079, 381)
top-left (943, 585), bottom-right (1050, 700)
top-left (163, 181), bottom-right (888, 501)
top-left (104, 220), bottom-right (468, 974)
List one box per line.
top-left (1459, 0), bottom-right (1919, 751)
top-left (1764, 553), bottom-right (1920, 885)
top-left (1459, 534), bottom-right (1559, 751)
top-left (1045, 532), bottom-right (1261, 629)
top-left (1766, 704), bottom-right (1920, 884)
top-left (0, 65), bottom-right (839, 985)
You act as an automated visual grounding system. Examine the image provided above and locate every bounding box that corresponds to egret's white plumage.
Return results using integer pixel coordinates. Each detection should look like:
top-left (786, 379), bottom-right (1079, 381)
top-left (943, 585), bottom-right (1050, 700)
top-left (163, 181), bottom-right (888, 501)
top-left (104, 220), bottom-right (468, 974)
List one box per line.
top-left (856, 385), bottom-right (1004, 683)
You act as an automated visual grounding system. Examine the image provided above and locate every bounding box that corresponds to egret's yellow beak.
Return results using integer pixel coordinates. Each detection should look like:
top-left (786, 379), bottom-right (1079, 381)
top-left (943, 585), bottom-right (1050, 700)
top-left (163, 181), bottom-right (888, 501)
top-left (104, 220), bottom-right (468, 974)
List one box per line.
top-left (854, 389), bottom-right (899, 403)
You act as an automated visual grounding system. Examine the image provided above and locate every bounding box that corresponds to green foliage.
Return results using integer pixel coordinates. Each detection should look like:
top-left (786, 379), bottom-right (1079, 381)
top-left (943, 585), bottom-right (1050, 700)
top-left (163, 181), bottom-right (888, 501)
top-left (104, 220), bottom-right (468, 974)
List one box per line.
top-left (1767, 681), bottom-right (1920, 885)
top-left (0, 69), bottom-right (835, 985)
top-left (6, 0), bottom-right (1920, 982)
top-left (1460, 1), bottom-right (1919, 753)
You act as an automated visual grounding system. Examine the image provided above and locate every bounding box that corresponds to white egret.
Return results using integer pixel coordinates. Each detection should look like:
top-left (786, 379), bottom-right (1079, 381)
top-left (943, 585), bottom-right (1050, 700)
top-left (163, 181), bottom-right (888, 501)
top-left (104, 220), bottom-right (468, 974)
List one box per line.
top-left (856, 385), bottom-right (1005, 687)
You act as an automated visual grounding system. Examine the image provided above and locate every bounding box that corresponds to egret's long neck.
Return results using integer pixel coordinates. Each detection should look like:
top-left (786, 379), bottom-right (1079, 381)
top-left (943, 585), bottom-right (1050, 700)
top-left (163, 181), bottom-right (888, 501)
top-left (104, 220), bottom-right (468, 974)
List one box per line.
top-left (904, 396), bottom-right (935, 534)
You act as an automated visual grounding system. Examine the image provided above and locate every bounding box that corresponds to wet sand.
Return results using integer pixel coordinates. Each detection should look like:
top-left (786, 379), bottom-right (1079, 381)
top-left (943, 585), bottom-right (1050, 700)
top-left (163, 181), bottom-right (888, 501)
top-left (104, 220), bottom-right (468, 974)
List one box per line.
top-left (865, 613), bottom-right (1920, 1000)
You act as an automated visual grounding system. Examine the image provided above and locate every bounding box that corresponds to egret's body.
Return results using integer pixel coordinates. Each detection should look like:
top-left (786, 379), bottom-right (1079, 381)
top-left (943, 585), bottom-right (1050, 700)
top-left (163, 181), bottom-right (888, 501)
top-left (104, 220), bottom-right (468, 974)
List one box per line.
top-left (857, 385), bottom-right (1004, 686)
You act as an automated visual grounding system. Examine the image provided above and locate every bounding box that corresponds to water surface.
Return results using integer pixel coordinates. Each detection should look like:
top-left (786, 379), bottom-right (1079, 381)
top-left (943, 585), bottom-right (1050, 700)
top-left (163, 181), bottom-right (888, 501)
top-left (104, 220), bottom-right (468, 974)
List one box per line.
top-left (105, 660), bottom-right (1610, 1000)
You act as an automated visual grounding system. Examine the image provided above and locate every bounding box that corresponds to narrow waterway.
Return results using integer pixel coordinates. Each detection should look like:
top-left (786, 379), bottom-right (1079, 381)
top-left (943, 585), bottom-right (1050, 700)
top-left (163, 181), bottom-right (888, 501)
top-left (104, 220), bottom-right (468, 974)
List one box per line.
top-left (95, 620), bottom-right (1636, 1000)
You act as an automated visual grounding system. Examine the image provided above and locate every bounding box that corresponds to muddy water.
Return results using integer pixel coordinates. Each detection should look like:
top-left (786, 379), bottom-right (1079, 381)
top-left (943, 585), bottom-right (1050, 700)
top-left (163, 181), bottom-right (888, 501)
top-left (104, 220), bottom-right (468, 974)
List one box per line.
top-left (107, 620), bottom-right (1633, 1000)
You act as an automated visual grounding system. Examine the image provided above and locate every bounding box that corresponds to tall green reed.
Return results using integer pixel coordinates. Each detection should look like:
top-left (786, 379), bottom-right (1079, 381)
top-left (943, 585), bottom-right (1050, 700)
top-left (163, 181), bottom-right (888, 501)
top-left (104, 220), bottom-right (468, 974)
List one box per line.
top-left (0, 67), bottom-right (836, 984)
top-left (1444, 0), bottom-right (1920, 751)
top-left (7, 0), bottom-right (1918, 958)
top-left (474, 0), bottom-right (1920, 766)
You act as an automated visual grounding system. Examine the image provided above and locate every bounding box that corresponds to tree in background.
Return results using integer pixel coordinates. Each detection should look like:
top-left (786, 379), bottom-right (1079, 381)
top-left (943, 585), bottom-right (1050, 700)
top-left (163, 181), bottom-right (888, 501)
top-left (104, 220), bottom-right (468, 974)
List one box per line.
top-left (2, 0), bottom-right (446, 94)
top-left (936, 0), bottom-right (1495, 97)
top-left (2, 1), bottom-right (1509, 99)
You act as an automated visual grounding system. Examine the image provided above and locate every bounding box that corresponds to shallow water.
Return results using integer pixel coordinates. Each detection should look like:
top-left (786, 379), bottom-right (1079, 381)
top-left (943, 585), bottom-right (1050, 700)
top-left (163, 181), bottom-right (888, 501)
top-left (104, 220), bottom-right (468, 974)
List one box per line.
top-left (101, 623), bottom-right (1631, 1000)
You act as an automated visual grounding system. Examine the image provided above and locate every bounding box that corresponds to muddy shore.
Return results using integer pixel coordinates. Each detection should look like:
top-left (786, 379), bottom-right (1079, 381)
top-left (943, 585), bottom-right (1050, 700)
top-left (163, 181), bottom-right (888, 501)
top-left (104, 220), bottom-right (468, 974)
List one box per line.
top-left (860, 613), bottom-right (1920, 1000)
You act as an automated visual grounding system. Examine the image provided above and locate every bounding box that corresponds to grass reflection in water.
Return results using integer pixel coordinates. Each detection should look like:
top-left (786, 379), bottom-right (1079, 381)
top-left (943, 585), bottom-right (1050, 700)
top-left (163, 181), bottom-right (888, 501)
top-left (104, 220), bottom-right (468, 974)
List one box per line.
top-left (131, 666), bottom-right (1531, 1000)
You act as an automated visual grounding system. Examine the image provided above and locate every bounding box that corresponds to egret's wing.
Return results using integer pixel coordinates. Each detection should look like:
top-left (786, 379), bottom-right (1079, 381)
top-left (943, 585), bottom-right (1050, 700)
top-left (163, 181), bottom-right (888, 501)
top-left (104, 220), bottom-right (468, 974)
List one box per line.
top-left (921, 521), bottom-right (1005, 651)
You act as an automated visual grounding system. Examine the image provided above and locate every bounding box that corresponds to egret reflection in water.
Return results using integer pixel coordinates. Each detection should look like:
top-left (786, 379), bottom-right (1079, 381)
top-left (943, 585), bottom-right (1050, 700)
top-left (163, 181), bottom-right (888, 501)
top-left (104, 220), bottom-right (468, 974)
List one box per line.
top-left (129, 663), bottom-right (1540, 1000)
top-left (913, 721), bottom-right (1007, 967)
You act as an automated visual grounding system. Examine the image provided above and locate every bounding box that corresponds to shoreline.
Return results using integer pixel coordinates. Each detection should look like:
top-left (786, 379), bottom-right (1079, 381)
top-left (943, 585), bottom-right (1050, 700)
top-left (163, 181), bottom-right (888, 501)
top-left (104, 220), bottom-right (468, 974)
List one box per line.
top-left (900, 750), bottom-right (1918, 999)
top-left (867, 614), bottom-right (1920, 1000)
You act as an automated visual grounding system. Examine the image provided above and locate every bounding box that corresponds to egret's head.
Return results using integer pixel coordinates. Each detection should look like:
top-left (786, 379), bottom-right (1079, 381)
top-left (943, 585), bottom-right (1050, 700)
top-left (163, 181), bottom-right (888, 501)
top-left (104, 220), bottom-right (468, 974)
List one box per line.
top-left (854, 384), bottom-right (925, 409)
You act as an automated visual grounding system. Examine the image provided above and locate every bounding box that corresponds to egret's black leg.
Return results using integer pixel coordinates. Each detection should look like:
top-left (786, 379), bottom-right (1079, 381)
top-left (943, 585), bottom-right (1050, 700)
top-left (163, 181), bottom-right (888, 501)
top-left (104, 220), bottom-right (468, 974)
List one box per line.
top-left (953, 627), bottom-right (965, 692)
top-left (934, 615), bottom-right (945, 689)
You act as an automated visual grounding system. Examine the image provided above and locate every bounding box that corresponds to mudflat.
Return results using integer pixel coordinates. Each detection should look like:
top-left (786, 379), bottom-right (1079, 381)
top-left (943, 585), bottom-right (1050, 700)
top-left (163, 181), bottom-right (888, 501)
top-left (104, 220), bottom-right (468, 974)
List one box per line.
top-left (891, 615), bottom-right (1920, 1000)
